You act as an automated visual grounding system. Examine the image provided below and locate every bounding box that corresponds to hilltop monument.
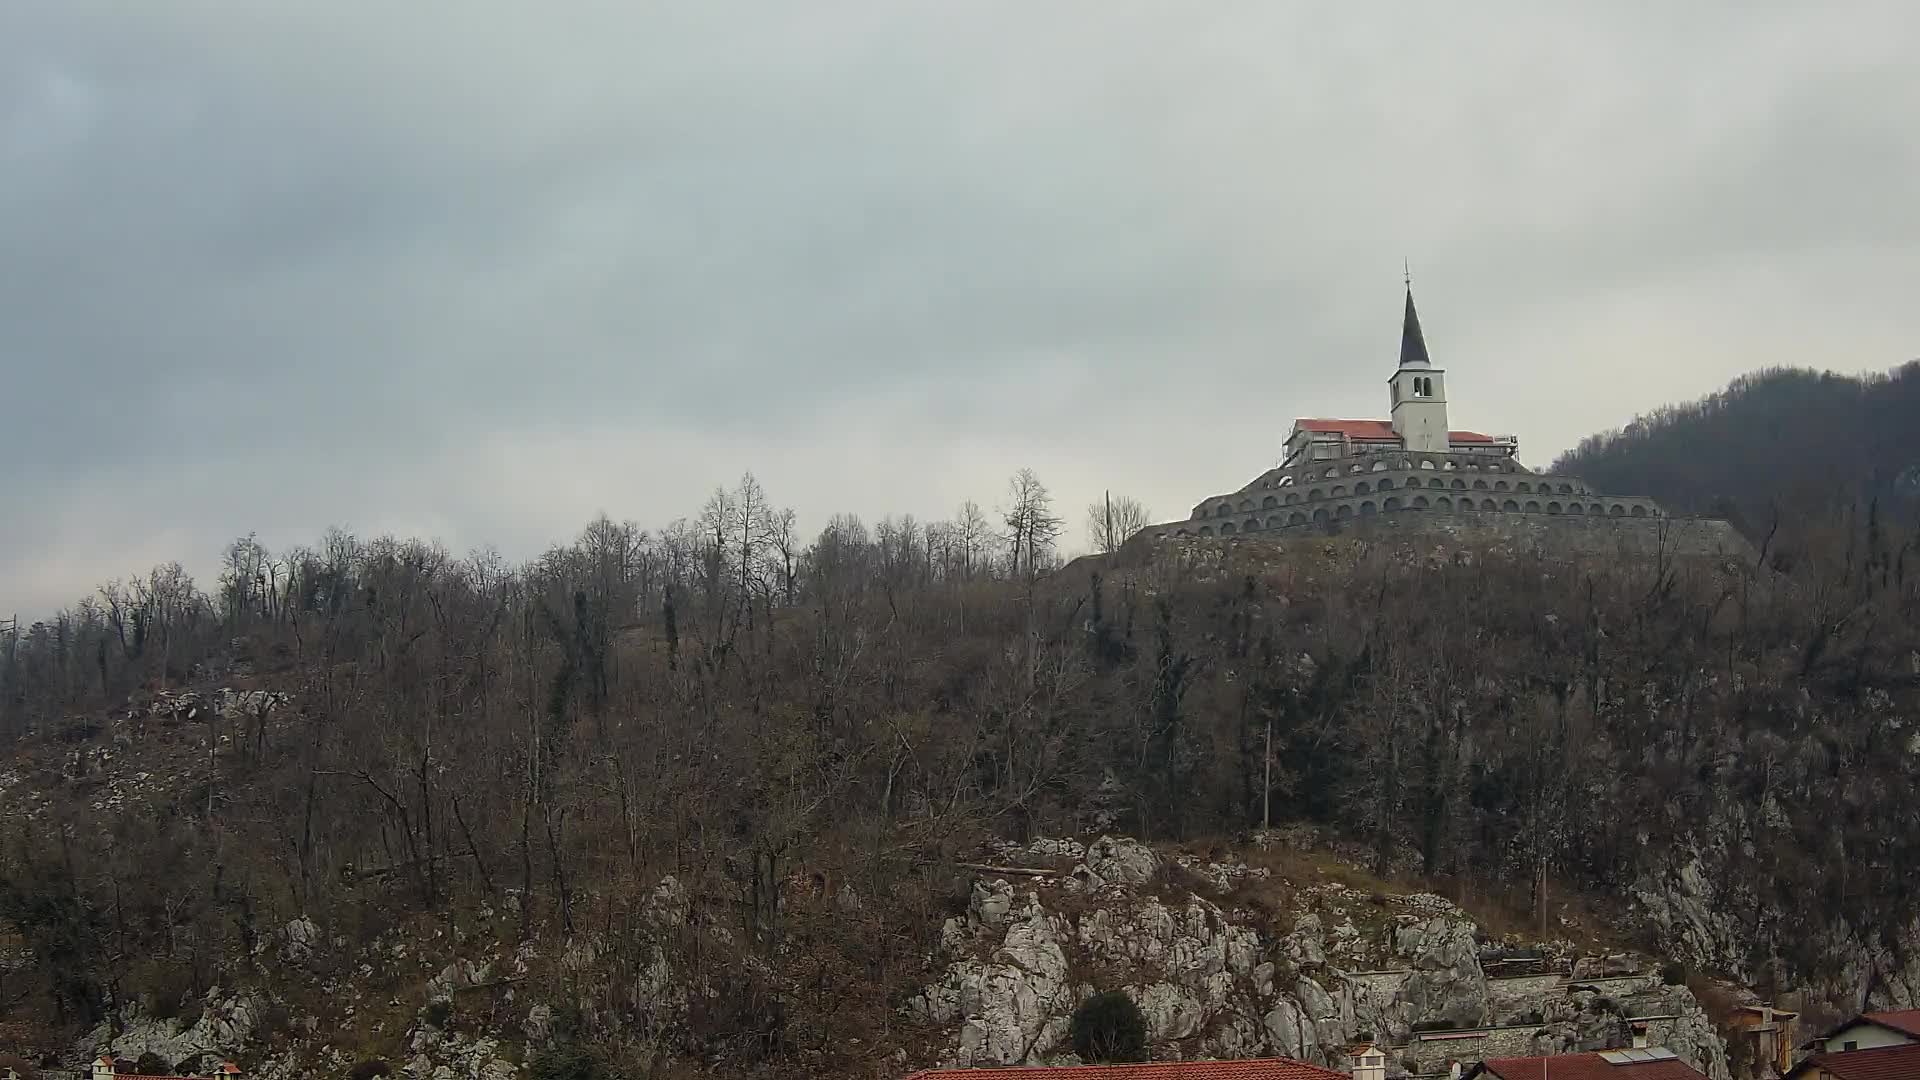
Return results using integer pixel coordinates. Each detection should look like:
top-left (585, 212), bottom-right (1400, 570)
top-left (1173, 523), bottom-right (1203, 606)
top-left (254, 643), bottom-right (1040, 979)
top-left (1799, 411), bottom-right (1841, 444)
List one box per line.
top-left (1142, 284), bottom-right (1702, 545)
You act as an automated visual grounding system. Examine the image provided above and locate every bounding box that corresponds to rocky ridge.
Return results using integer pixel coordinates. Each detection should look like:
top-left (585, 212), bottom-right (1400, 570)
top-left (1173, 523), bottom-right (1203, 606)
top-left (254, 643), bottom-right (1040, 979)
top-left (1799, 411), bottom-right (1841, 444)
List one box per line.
top-left (914, 837), bottom-right (1730, 1079)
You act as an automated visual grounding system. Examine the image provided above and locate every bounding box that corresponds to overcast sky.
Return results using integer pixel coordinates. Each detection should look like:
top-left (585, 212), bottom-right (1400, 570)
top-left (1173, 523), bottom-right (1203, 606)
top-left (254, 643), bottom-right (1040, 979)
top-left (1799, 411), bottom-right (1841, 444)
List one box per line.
top-left (4, 2), bottom-right (1917, 617)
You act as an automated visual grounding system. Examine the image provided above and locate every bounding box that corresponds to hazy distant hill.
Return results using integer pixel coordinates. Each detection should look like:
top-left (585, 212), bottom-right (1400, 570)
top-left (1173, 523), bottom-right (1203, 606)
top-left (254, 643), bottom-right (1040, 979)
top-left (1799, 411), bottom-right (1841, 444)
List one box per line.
top-left (1554, 361), bottom-right (1920, 531)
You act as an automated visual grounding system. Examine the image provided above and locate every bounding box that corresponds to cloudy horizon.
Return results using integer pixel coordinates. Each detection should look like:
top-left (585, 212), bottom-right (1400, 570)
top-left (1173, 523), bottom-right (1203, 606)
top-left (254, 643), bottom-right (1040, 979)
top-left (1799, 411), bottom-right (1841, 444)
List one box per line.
top-left (5, 2), bottom-right (1917, 618)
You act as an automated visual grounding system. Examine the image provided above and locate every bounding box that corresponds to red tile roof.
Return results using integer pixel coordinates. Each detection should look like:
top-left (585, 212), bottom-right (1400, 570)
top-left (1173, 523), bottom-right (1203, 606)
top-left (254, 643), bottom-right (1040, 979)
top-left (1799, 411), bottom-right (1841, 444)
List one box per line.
top-left (903, 1059), bottom-right (1348, 1080)
top-left (1863, 1009), bottom-right (1920, 1038)
top-left (1291, 419), bottom-right (1496, 444)
top-left (1480, 1053), bottom-right (1708, 1080)
top-left (1295, 418), bottom-right (1399, 440)
top-left (1799, 1042), bottom-right (1920, 1079)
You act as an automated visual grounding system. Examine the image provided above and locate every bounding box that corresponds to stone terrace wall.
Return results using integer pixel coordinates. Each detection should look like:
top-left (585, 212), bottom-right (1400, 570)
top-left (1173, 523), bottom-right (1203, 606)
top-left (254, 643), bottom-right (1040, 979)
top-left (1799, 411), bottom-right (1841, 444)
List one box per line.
top-left (1135, 512), bottom-right (1751, 563)
top-left (1330, 511), bottom-right (1751, 560)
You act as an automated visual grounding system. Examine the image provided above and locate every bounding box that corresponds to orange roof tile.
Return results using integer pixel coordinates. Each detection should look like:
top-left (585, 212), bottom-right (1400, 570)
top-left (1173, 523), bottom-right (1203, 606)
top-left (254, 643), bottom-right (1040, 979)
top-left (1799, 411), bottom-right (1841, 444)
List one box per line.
top-left (1480, 1052), bottom-right (1707, 1080)
top-left (903, 1059), bottom-right (1349, 1080)
top-left (1799, 1043), bottom-right (1920, 1080)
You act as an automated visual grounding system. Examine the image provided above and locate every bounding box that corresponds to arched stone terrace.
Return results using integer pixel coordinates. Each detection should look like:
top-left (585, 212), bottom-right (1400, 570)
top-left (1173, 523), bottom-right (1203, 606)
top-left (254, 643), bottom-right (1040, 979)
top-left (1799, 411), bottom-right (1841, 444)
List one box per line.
top-left (1167, 451), bottom-right (1665, 541)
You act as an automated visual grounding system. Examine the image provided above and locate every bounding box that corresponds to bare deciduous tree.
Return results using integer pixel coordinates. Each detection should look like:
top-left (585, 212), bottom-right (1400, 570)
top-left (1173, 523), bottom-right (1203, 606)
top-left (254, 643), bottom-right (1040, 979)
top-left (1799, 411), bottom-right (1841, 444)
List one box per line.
top-left (1085, 493), bottom-right (1152, 554)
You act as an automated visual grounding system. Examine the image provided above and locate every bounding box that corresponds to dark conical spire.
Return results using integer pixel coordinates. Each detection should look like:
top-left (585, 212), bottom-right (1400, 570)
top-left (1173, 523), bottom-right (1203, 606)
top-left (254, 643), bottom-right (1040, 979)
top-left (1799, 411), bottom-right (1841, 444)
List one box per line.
top-left (1399, 286), bottom-right (1432, 368)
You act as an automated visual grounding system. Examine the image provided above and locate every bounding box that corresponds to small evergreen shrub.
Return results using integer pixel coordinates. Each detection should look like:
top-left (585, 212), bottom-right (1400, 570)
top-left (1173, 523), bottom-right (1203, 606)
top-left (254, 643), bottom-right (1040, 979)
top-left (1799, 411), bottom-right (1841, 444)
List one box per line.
top-left (350, 1059), bottom-right (393, 1080)
top-left (135, 1053), bottom-right (171, 1076)
top-left (528, 1045), bottom-right (611, 1080)
top-left (1071, 990), bottom-right (1148, 1064)
top-left (422, 1000), bottom-right (453, 1029)
top-left (1660, 961), bottom-right (1687, 985)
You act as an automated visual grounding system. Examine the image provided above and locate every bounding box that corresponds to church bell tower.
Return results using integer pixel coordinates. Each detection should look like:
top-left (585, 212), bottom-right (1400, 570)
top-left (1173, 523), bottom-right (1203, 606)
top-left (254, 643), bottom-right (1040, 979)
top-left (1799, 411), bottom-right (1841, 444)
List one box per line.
top-left (1388, 285), bottom-right (1449, 453)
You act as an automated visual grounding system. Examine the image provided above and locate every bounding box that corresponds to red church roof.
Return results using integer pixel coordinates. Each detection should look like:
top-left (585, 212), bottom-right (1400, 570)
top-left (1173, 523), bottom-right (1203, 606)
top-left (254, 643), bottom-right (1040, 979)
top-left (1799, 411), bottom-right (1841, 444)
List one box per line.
top-left (903, 1059), bottom-right (1348, 1080)
top-left (1291, 418), bottom-right (1497, 444)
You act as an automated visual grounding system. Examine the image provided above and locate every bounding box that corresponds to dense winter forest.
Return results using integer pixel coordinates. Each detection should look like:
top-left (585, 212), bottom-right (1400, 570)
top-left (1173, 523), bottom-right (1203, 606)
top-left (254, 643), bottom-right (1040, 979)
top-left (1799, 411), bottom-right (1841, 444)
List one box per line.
top-left (1555, 361), bottom-right (1920, 530)
top-left (3, 368), bottom-right (1920, 1077)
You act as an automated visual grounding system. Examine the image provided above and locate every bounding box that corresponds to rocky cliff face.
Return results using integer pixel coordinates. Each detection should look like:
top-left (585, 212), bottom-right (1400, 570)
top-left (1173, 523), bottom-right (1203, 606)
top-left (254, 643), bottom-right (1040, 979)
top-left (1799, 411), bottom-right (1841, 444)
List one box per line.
top-left (48, 834), bottom-right (1733, 1080)
top-left (915, 837), bottom-right (1730, 1079)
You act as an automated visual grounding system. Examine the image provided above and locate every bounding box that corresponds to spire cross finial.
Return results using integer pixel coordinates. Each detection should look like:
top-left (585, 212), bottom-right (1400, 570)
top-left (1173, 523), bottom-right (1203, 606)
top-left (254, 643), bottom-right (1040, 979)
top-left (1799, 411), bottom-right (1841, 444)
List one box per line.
top-left (1404, 259), bottom-right (1411, 289)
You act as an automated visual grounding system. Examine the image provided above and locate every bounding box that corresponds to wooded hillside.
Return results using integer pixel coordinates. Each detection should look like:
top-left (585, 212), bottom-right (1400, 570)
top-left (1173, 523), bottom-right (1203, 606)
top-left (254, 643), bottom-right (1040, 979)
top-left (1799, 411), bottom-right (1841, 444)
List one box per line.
top-left (1554, 361), bottom-right (1920, 533)
top-left (1, 445), bottom-right (1918, 1075)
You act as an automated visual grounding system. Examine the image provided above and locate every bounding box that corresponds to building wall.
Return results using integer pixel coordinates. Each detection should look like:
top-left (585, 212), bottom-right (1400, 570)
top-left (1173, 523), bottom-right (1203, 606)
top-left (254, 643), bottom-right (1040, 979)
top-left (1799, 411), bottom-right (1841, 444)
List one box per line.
top-left (1822, 1022), bottom-right (1914, 1053)
top-left (1391, 367), bottom-right (1450, 453)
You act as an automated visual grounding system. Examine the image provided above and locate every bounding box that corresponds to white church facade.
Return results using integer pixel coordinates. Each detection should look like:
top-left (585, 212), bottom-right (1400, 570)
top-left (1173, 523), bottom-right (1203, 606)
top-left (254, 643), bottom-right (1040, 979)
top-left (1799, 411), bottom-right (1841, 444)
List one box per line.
top-left (1149, 287), bottom-right (1669, 540)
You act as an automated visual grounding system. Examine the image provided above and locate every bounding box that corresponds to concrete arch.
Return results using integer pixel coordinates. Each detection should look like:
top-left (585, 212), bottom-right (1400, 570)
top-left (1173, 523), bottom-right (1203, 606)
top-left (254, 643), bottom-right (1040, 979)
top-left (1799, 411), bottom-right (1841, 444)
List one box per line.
top-left (1452, 478), bottom-right (1467, 489)
top-left (1547, 501), bottom-right (1562, 514)
top-left (1378, 477), bottom-right (1395, 490)
top-left (1284, 492), bottom-right (1298, 505)
top-left (1412, 495), bottom-right (1429, 509)
top-left (1349, 462), bottom-right (1365, 474)
top-left (1517, 481), bottom-right (1532, 492)
top-left (1312, 508), bottom-right (1329, 523)
top-left (1608, 504), bottom-right (1625, 516)
top-left (1495, 480), bottom-right (1510, 491)
top-left (1481, 499), bottom-right (1498, 511)
top-left (1335, 504), bottom-right (1353, 519)
top-left (1385, 496), bottom-right (1403, 511)
top-left (1568, 503), bottom-right (1585, 515)
top-left (1589, 503), bottom-right (1605, 515)
top-left (1428, 478), bottom-right (1445, 489)
top-left (1631, 504), bottom-right (1648, 517)
top-left (1199, 526), bottom-right (1214, 537)
top-left (1437, 496), bottom-right (1453, 510)
top-left (1309, 489), bottom-right (1324, 501)
top-left (1322, 468), bottom-right (1338, 480)
top-left (1360, 500), bottom-right (1378, 515)
top-left (1289, 512), bottom-right (1308, 526)
top-left (1558, 483), bottom-right (1573, 494)
top-left (1245, 518), bottom-right (1261, 532)
top-left (1239, 499), bottom-right (1254, 511)
top-left (1419, 459), bottom-right (1437, 470)
top-left (1370, 459), bottom-right (1388, 472)
top-left (1355, 481), bottom-right (1371, 495)
top-left (1331, 485), bottom-right (1347, 497)
top-left (1221, 521), bottom-right (1237, 534)
top-left (1217, 503), bottom-right (1233, 517)
top-left (1525, 500), bottom-right (1541, 513)
top-left (1277, 475), bottom-right (1294, 486)
top-left (1473, 479), bottom-right (1489, 490)
top-left (1263, 495), bottom-right (1278, 509)
top-left (1502, 499), bottom-right (1520, 512)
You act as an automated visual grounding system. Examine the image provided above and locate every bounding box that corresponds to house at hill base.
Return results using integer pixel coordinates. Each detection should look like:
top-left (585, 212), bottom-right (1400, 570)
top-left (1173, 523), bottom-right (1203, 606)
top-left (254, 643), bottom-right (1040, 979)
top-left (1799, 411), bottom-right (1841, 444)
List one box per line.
top-left (89, 1056), bottom-right (242, 1080)
top-left (1783, 1009), bottom-right (1920, 1080)
top-left (1786, 1042), bottom-right (1920, 1080)
top-left (1463, 1048), bottom-right (1709, 1080)
top-left (1137, 284), bottom-right (1694, 545)
top-left (901, 1050), bottom-right (1360, 1080)
top-left (1804, 1009), bottom-right (1920, 1055)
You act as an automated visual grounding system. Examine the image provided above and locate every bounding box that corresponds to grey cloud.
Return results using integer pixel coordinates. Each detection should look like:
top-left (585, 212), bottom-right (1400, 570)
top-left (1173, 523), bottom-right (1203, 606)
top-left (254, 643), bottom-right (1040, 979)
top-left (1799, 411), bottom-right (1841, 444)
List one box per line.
top-left (3, 1), bottom-right (1917, 616)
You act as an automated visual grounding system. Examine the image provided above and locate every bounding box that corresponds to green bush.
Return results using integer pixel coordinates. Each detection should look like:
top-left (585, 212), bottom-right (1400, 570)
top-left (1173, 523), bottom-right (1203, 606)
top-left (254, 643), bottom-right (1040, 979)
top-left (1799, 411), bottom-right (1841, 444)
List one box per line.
top-left (1660, 961), bottom-right (1687, 986)
top-left (135, 1053), bottom-right (171, 1076)
top-left (1071, 990), bottom-right (1148, 1064)
top-left (350, 1060), bottom-right (393, 1080)
top-left (528, 1045), bottom-right (612, 1080)
top-left (422, 1000), bottom-right (453, 1029)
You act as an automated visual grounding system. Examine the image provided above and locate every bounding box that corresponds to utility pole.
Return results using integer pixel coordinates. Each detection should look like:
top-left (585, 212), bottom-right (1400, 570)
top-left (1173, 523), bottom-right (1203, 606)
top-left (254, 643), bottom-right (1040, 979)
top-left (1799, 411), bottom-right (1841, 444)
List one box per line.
top-left (1262, 712), bottom-right (1273, 832)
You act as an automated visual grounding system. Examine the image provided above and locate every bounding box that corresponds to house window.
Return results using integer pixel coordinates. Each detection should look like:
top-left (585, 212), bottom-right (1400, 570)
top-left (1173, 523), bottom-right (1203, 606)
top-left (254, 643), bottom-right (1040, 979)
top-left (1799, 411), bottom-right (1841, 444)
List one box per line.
top-left (1844, 1042), bottom-right (1859, 1052)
